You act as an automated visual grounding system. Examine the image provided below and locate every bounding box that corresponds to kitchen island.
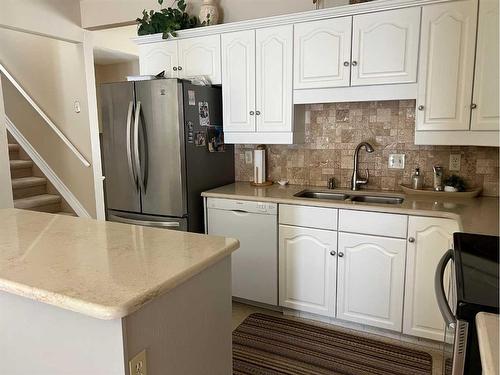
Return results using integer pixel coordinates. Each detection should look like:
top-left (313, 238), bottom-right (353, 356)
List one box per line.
top-left (0, 208), bottom-right (239, 374)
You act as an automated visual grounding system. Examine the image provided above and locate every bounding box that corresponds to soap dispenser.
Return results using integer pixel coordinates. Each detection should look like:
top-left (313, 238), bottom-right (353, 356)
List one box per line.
top-left (411, 167), bottom-right (424, 190)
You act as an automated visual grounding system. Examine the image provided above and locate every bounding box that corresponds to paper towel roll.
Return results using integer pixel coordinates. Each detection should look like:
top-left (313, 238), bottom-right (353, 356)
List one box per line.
top-left (253, 146), bottom-right (266, 184)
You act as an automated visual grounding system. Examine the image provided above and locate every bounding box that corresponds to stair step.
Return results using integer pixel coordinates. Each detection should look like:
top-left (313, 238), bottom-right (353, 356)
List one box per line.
top-left (56, 212), bottom-right (77, 217)
top-left (9, 160), bottom-right (33, 170)
top-left (8, 144), bottom-right (19, 152)
top-left (11, 177), bottom-right (47, 199)
top-left (14, 194), bottom-right (62, 213)
top-left (12, 176), bottom-right (47, 189)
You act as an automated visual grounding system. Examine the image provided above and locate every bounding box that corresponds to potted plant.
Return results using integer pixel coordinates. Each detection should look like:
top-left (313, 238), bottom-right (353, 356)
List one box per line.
top-left (443, 174), bottom-right (467, 192)
top-left (137, 0), bottom-right (208, 39)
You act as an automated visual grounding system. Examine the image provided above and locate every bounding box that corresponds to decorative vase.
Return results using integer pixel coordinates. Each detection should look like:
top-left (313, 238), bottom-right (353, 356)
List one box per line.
top-left (199, 0), bottom-right (220, 25)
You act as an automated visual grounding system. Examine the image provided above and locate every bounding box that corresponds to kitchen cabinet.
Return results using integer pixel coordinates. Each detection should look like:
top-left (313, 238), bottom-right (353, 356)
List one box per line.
top-left (293, 7), bottom-right (420, 99)
top-left (416, 0), bottom-right (477, 132)
top-left (471, 0), bottom-right (500, 131)
top-left (222, 25), bottom-right (304, 144)
top-left (279, 225), bottom-right (337, 317)
top-left (139, 35), bottom-right (221, 84)
top-left (351, 7), bottom-right (420, 86)
top-left (294, 17), bottom-right (352, 89)
top-left (403, 216), bottom-right (459, 341)
top-left (337, 232), bottom-right (406, 331)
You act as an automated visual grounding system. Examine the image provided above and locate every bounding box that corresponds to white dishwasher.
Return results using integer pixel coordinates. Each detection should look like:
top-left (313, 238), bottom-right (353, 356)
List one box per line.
top-left (206, 198), bottom-right (278, 306)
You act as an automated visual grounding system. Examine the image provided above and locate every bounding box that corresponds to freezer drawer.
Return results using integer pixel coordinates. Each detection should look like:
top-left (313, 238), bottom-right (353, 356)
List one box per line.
top-left (108, 211), bottom-right (187, 231)
top-left (207, 206), bottom-right (278, 306)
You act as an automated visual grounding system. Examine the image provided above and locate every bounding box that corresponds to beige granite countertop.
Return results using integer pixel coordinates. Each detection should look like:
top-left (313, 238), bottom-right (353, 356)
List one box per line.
top-left (202, 182), bottom-right (499, 235)
top-left (476, 312), bottom-right (499, 375)
top-left (0, 209), bottom-right (239, 320)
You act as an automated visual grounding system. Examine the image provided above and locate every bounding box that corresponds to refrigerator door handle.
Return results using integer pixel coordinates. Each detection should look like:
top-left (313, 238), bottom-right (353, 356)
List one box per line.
top-left (133, 101), bottom-right (146, 192)
top-left (435, 249), bottom-right (456, 328)
top-left (108, 214), bottom-right (181, 228)
top-left (125, 101), bottom-right (137, 188)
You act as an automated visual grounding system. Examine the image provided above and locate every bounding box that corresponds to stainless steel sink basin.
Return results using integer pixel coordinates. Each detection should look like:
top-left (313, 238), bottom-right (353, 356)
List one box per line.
top-left (350, 195), bottom-right (404, 205)
top-left (294, 190), bottom-right (350, 201)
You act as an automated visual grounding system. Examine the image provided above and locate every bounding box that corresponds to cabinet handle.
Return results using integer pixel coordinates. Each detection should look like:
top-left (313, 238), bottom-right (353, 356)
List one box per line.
top-left (343, 61), bottom-right (350, 67)
top-left (249, 111), bottom-right (255, 115)
top-left (471, 103), bottom-right (477, 109)
top-left (330, 250), bottom-right (336, 256)
top-left (173, 67), bottom-right (178, 71)
top-left (408, 237), bottom-right (415, 243)
top-left (418, 105), bottom-right (424, 111)
top-left (256, 111), bottom-right (261, 116)
top-left (351, 61), bottom-right (358, 67)
top-left (338, 252), bottom-right (344, 257)
top-left (178, 66), bottom-right (183, 71)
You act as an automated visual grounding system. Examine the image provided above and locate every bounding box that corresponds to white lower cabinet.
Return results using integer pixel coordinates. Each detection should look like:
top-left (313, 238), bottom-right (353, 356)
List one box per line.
top-left (279, 225), bottom-right (337, 317)
top-left (337, 232), bottom-right (406, 331)
top-left (403, 217), bottom-right (459, 341)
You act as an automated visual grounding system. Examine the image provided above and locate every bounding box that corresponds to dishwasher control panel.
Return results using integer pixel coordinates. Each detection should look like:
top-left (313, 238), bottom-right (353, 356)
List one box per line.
top-left (206, 198), bottom-right (277, 215)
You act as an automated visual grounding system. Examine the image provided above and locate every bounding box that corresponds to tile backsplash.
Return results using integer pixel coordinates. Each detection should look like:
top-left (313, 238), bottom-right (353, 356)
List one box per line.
top-left (235, 100), bottom-right (500, 196)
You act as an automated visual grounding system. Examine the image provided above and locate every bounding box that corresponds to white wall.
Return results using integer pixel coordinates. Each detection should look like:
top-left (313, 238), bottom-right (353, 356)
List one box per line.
top-left (0, 0), bottom-right (83, 42)
top-left (80, 0), bottom-right (349, 29)
top-left (0, 76), bottom-right (14, 209)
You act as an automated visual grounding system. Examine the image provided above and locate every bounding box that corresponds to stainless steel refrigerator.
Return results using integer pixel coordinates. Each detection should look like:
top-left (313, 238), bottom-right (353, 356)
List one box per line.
top-left (99, 79), bottom-right (234, 233)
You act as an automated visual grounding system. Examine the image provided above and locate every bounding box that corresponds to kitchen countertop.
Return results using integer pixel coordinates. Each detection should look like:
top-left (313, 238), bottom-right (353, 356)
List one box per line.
top-left (476, 312), bottom-right (499, 375)
top-left (202, 182), bottom-right (499, 235)
top-left (0, 208), bottom-right (239, 320)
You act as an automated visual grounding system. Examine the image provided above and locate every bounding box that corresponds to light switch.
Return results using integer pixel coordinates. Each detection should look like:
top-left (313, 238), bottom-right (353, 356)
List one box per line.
top-left (245, 151), bottom-right (253, 164)
top-left (388, 154), bottom-right (405, 169)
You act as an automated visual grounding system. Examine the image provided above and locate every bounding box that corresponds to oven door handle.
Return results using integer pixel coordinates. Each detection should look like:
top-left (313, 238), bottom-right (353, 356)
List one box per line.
top-left (435, 249), bottom-right (456, 328)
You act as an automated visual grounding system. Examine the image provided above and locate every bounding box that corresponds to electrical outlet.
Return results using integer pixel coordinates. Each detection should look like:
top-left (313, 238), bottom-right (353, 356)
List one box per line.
top-left (129, 350), bottom-right (147, 375)
top-left (449, 154), bottom-right (461, 171)
top-left (388, 154), bottom-right (406, 169)
top-left (245, 151), bottom-right (253, 164)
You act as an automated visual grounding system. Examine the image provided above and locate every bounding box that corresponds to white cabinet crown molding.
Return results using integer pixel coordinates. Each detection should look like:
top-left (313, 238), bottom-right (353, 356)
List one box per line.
top-left (132, 0), bottom-right (455, 45)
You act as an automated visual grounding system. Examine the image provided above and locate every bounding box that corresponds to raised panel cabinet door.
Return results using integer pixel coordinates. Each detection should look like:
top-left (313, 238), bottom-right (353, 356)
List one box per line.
top-left (139, 41), bottom-right (178, 77)
top-left (471, 0), bottom-right (500, 131)
top-left (337, 232), bottom-right (406, 331)
top-left (256, 25), bottom-right (293, 132)
top-left (416, 0), bottom-right (478, 131)
top-left (279, 225), bottom-right (337, 317)
top-left (403, 216), bottom-right (459, 341)
top-left (221, 30), bottom-right (256, 133)
top-left (351, 7), bottom-right (421, 86)
top-left (178, 35), bottom-right (222, 84)
top-left (294, 17), bottom-right (352, 89)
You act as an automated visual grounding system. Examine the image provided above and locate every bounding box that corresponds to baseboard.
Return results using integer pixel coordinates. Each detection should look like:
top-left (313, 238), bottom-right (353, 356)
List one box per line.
top-left (6, 116), bottom-right (91, 218)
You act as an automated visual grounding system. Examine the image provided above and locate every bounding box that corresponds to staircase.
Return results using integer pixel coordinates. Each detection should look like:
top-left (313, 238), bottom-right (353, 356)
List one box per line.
top-left (8, 136), bottom-right (76, 216)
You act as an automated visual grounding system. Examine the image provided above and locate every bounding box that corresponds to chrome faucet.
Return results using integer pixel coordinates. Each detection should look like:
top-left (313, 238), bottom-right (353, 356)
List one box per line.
top-left (351, 142), bottom-right (374, 190)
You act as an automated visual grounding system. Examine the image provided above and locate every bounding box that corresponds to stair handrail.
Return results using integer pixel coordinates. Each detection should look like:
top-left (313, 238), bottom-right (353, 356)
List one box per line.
top-left (0, 63), bottom-right (91, 168)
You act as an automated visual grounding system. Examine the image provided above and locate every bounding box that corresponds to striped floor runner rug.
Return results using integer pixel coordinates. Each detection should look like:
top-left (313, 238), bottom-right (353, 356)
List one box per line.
top-left (233, 313), bottom-right (433, 375)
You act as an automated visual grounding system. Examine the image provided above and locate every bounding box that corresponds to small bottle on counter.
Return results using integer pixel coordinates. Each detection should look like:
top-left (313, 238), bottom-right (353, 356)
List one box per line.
top-left (411, 167), bottom-right (424, 190)
top-left (433, 165), bottom-right (444, 191)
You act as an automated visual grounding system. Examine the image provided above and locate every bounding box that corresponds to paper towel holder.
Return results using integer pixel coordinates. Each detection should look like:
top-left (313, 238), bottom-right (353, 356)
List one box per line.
top-left (250, 145), bottom-right (273, 187)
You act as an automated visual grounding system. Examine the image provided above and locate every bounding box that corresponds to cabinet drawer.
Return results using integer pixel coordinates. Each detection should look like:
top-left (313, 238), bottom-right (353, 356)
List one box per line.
top-left (339, 210), bottom-right (407, 238)
top-left (279, 204), bottom-right (337, 230)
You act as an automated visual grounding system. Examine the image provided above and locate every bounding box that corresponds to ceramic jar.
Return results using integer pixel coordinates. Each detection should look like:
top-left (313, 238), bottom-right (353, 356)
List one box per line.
top-left (199, 0), bottom-right (220, 25)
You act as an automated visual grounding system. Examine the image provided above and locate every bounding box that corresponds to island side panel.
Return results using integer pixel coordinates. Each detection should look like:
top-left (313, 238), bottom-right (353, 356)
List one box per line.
top-left (123, 256), bottom-right (232, 375)
top-left (0, 291), bottom-right (126, 374)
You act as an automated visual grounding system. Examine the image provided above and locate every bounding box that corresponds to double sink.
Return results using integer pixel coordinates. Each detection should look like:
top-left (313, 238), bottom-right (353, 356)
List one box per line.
top-left (295, 190), bottom-right (405, 205)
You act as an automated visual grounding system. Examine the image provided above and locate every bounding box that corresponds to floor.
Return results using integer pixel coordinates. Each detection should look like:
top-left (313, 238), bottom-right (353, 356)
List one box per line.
top-left (232, 301), bottom-right (445, 375)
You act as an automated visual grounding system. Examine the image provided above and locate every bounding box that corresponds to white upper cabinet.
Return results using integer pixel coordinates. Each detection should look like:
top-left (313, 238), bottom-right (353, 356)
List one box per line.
top-left (403, 217), bottom-right (459, 341)
top-left (177, 35), bottom-right (221, 84)
top-left (256, 25), bottom-right (294, 132)
top-left (221, 30), bottom-right (256, 133)
top-left (351, 8), bottom-right (421, 86)
top-left (294, 17), bottom-right (352, 89)
top-left (337, 232), bottom-right (406, 332)
top-left (279, 225), bottom-right (337, 317)
top-left (139, 35), bottom-right (221, 83)
top-left (139, 41), bottom-right (178, 77)
top-left (416, 0), bottom-right (478, 131)
top-left (471, 0), bottom-right (500, 131)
